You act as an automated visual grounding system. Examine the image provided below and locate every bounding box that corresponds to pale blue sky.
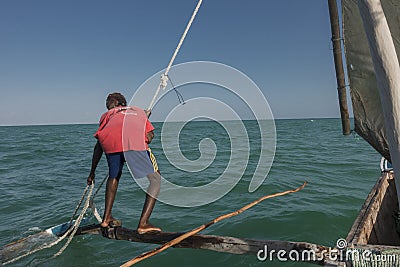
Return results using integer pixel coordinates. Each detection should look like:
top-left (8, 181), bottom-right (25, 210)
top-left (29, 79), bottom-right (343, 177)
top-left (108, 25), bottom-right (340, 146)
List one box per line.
top-left (0, 0), bottom-right (345, 125)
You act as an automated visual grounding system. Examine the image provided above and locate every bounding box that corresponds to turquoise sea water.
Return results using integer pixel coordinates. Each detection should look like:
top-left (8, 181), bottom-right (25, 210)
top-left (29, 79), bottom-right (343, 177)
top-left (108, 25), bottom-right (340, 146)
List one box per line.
top-left (0, 119), bottom-right (381, 266)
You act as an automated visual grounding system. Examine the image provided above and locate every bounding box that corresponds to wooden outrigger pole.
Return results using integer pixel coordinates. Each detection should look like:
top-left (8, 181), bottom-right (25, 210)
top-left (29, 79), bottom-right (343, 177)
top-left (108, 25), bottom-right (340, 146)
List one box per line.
top-left (328, 0), bottom-right (351, 135)
top-left (76, 224), bottom-right (331, 265)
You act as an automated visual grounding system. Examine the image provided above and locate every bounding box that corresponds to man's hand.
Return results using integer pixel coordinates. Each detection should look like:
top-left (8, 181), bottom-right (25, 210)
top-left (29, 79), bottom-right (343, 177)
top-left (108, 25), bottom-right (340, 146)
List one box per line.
top-left (87, 173), bottom-right (95, 185)
top-left (146, 131), bottom-right (155, 144)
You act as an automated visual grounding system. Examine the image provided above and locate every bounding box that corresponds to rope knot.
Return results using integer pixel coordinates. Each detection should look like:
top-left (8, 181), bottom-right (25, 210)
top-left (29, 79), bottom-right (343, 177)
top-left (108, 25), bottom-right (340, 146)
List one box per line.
top-left (160, 74), bottom-right (169, 90)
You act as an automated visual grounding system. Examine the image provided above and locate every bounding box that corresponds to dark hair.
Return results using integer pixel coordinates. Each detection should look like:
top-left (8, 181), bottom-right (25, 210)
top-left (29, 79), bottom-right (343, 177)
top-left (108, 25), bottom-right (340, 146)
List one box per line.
top-left (106, 92), bottom-right (127, 108)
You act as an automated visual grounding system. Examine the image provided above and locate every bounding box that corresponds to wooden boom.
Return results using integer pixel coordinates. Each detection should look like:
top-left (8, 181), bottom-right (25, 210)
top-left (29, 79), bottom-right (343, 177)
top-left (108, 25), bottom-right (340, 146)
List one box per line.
top-left (76, 224), bottom-right (333, 265)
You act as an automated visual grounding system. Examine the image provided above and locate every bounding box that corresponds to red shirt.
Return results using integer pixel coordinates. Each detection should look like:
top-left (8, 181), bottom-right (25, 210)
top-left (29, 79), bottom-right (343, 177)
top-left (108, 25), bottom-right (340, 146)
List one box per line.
top-left (94, 106), bottom-right (154, 154)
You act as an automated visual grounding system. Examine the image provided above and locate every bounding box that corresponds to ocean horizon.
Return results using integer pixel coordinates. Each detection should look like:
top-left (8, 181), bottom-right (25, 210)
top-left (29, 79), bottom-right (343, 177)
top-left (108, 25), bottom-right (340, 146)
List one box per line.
top-left (0, 116), bottom-right (351, 127)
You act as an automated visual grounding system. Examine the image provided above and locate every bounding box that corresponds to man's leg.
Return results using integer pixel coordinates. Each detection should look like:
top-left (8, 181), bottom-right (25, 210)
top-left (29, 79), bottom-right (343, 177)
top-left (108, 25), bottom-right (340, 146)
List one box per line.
top-left (102, 153), bottom-right (123, 228)
top-left (101, 177), bottom-right (119, 227)
top-left (137, 172), bottom-right (161, 233)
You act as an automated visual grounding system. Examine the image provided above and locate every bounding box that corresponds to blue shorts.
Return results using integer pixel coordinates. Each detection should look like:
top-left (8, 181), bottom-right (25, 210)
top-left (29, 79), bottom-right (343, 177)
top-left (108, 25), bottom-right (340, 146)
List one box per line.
top-left (105, 152), bottom-right (125, 179)
top-left (105, 149), bottom-right (158, 179)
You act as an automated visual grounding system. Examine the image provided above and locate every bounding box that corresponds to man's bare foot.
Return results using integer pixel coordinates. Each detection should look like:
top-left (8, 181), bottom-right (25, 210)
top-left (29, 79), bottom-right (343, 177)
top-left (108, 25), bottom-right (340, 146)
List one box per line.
top-left (137, 223), bottom-right (161, 234)
top-left (100, 221), bottom-right (109, 228)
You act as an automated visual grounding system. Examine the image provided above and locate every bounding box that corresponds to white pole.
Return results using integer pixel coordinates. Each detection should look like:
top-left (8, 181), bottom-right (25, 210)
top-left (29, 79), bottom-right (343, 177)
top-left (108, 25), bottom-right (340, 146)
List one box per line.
top-left (358, 0), bottom-right (400, 208)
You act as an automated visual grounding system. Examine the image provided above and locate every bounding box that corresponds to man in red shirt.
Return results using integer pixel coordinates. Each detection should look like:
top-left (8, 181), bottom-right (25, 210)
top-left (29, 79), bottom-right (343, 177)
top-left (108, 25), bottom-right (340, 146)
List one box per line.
top-left (87, 92), bottom-right (161, 234)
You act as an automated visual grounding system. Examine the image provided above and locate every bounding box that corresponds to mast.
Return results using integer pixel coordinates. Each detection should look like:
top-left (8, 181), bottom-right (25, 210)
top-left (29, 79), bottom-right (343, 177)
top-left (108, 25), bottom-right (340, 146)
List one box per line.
top-left (328, 0), bottom-right (351, 135)
top-left (357, 0), bottom-right (400, 209)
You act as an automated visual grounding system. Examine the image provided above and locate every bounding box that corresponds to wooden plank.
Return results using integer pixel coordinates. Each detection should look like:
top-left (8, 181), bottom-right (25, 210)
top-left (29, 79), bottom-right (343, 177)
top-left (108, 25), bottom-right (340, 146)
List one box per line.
top-left (346, 173), bottom-right (387, 244)
top-left (76, 224), bottom-right (400, 266)
top-left (75, 224), bottom-right (331, 265)
top-left (346, 172), bottom-right (400, 246)
top-left (368, 181), bottom-right (383, 243)
top-left (378, 178), bottom-right (400, 244)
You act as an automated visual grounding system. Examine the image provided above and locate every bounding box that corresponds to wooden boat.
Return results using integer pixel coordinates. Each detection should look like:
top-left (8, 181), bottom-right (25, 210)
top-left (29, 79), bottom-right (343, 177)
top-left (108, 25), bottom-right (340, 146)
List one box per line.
top-left (346, 170), bottom-right (399, 246)
top-left (342, 170), bottom-right (400, 266)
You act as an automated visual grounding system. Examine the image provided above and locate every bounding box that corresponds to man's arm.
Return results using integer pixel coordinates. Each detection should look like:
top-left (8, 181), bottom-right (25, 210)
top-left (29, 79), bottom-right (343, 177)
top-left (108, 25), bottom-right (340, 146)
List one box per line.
top-left (146, 130), bottom-right (155, 144)
top-left (87, 141), bottom-right (103, 185)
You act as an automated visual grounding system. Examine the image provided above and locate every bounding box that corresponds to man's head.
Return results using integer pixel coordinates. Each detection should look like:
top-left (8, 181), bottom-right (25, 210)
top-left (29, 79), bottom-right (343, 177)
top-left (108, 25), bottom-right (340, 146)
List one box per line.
top-left (106, 92), bottom-right (127, 110)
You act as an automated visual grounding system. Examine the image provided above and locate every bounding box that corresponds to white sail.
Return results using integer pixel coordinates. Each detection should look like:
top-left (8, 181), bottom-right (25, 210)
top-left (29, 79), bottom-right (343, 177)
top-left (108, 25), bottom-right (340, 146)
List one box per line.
top-left (342, 0), bottom-right (400, 161)
top-left (342, 0), bottom-right (400, 208)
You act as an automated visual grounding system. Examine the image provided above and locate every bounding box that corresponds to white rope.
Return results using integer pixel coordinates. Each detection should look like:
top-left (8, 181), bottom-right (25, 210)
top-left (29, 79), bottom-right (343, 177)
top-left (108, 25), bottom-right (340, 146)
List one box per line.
top-left (53, 183), bottom-right (94, 257)
top-left (2, 184), bottom-right (94, 265)
top-left (54, 175), bottom-right (107, 255)
top-left (147, 0), bottom-right (203, 110)
top-left (87, 174), bottom-right (108, 223)
top-left (68, 185), bottom-right (89, 226)
top-left (89, 201), bottom-right (103, 223)
top-left (54, 173), bottom-right (109, 256)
